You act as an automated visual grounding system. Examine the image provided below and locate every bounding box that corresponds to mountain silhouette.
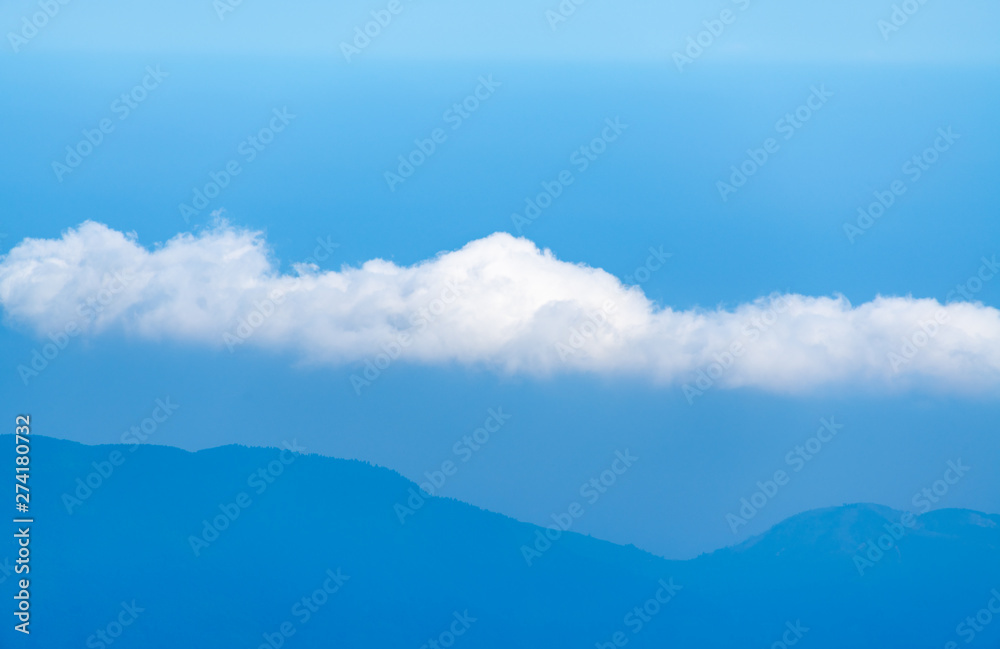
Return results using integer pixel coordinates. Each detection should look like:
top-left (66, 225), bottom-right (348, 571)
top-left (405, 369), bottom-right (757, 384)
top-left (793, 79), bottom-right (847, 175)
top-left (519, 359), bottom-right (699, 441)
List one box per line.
top-left (4, 435), bottom-right (998, 648)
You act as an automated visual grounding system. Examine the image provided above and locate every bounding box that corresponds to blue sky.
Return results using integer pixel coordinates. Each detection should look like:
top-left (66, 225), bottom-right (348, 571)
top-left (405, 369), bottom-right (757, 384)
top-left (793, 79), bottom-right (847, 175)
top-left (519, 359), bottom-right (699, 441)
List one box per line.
top-left (1, 1), bottom-right (998, 559)
top-left (3, 0), bottom-right (998, 62)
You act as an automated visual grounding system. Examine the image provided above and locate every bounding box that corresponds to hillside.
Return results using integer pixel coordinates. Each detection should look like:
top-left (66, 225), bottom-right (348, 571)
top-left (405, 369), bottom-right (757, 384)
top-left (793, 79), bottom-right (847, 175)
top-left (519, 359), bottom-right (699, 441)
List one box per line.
top-left (3, 435), bottom-right (998, 648)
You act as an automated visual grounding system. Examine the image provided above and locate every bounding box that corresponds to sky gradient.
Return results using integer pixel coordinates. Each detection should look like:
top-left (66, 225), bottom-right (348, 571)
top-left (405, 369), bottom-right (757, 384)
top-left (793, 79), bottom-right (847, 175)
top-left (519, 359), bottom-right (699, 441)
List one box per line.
top-left (1, 1), bottom-right (998, 560)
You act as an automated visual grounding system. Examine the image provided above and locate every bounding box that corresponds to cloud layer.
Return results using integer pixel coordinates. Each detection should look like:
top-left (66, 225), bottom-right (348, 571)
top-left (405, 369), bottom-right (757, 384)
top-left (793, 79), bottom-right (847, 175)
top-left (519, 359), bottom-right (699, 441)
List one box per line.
top-left (2, 221), bottom-right (999, 393)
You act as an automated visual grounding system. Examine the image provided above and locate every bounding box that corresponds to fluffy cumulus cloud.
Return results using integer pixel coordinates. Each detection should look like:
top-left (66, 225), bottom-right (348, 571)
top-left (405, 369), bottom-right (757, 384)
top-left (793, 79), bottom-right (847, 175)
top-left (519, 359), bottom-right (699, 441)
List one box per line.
top-left (2, 221), bottom-right (999, 393)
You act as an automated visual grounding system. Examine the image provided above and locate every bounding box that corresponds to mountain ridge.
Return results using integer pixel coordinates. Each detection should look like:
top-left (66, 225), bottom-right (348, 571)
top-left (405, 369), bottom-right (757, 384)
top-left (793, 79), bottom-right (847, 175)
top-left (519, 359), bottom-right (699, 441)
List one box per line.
top-left (4, 434), bottom-right (999, 648)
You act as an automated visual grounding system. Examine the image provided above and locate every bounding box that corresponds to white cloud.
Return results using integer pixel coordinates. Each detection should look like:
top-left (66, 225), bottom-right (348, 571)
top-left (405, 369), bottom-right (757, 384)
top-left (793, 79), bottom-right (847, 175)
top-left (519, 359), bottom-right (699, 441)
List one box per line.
top-left (2, 221), bottom-right (999, 393)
